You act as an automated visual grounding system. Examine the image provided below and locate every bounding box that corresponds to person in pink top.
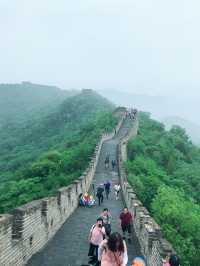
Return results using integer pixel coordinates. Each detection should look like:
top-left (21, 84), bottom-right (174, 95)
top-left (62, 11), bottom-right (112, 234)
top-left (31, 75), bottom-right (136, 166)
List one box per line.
top-left (98, 232), bottom-right (128, 266)
top-left (162, 255), bottom-right (170, 266)
top-left (88, 218), bottom-right (106, 264)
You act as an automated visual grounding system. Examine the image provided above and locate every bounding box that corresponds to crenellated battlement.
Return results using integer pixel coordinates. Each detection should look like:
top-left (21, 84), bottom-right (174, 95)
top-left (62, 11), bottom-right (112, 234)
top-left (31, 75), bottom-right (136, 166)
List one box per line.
top-left (0, 112), bottom-right (125, 266)
top-left (118, 115), bottom-right (174, 266)
top-left (0, 110), bottom-right (175, 266)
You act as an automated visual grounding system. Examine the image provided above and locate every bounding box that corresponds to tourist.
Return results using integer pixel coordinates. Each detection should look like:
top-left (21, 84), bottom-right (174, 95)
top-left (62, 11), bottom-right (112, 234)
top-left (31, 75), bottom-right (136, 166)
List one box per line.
top-left (79, 193), bottom-right (89, 206)
top-left (96, 184), bottom-right (104, 206)
top-left (169, 254), bottom-right (180, 266)
top-left (104, 180), bottom-right (111, 199)
top-left (111, 159), bottom-right (116, 170)
top-left (79, 193), bottom-right (84, 206)
top-left (132, 257), bottom-right (146, 266)
top-left (79, 193), bottom-right (95, 207)
top-left (88, 218), bottom-right (106, 264)
top-left (88, 195), bottom-right (96, 207)
top-left (100, 208), bottom-right (112, 237)
top-left (162, 255), bottom-right (170, 266)
top-left (114, 183), bottom-right (121, 200)
top-left (92, 183), bottom-right (95, 196)
top-left (105, 155), bottom-right (110, 169)
top-left (83, 193), bottom-right (90, 205)
top-left (98, 232), bottom-right (128, 266)
top-left (119, 207), bottom-right (133, 242)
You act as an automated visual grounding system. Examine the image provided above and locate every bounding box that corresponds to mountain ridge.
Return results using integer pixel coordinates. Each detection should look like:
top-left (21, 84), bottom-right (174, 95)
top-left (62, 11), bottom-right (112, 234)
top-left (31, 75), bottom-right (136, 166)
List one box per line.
top-left (163, 116), bottom-right (200, 146)
top-left (0, 82), bottom-right (77, 127)
top-left (0, 88), bottom-right (117, 212)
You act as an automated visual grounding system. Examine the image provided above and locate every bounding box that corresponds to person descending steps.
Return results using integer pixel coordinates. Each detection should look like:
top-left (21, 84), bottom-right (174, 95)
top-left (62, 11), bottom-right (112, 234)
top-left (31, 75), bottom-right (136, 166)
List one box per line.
top-left (111, 159), bottom-right (117, 170)
top-left (119, 207), bottom-right (133, 243)
top-left (100, 208), bottom-right (112, 237)
top-left (98, 232), bottom-right (128, 266)
top-left (88, 218), bottom-right (106, 265)
top-left (96, 184), bottom-right (104, 206)
top-left (169, 254), bottom-right (181, 266)
top-left (104, 180), bottom-right (111, 199)
top-left (114, 183), bottom-right (121, 200)
top-left (104, 155), bottom-right (110, 169)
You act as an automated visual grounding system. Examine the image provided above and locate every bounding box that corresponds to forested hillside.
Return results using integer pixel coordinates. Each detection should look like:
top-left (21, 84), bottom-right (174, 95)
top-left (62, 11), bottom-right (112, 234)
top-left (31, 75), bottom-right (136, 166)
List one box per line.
top-left (0, 82), bottom-right (76, 127)
top-left (163, 116), bottom-right (200, 146)
top-left (125, 112), bottom-right (200, 266)
top-left (0, 89), bottom-right (118, 213)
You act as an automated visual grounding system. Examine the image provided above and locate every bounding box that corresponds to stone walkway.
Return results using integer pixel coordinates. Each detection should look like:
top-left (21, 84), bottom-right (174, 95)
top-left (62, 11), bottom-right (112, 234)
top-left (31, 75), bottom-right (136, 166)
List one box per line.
top-left (27, 118), bottom-right (142, 266)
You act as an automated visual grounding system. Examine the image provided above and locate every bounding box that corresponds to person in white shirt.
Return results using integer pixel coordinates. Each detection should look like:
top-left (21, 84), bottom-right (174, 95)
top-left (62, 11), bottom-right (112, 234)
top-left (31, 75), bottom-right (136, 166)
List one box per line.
top-left (114, 184), bottom-right (121, 200)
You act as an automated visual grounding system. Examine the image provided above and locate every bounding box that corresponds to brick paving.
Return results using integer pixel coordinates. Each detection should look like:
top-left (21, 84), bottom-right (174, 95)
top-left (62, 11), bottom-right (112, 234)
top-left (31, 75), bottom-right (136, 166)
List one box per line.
top-left (27, 119), bottom-right (142, 266)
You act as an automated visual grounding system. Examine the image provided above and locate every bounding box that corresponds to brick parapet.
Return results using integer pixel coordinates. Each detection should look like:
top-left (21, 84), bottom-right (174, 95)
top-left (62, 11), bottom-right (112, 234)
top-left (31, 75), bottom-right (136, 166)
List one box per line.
top-left (118, 114), bottom-right (174, 266)
top-left (0, 111), bottom-right (126, 266)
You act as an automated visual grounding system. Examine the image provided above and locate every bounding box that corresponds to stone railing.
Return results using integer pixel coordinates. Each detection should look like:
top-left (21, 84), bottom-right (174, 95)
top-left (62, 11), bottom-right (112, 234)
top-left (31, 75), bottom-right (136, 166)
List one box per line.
top-left (0, 112), bottom-right (126, 266)
top-left (118, 115), bottom-right (174, 266)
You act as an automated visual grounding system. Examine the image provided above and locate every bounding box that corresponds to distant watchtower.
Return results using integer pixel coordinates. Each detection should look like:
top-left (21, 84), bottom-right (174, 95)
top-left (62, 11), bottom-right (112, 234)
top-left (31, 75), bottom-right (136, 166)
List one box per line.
top-left (22, 81), bottom-right (32, 85)
top-left (82, 89), bottom-right (93, 93)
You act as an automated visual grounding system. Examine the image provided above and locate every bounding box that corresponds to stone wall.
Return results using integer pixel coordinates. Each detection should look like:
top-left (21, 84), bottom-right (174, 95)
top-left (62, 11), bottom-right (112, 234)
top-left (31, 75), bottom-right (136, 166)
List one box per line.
top-left (118, 115), bottom-right (174, 266)
top-left (0, 113), bottom-right (125, 266)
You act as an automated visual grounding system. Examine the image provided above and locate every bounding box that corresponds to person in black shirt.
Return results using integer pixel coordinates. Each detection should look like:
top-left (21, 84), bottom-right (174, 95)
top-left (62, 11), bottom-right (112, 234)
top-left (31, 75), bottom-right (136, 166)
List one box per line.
top-left (96, 185), bottom-right (104, 206)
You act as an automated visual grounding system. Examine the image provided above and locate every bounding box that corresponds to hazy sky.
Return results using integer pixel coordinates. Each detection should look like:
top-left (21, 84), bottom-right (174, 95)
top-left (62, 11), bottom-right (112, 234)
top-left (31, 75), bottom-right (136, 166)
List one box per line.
top-left (0, 0), bottom-right (200, 98)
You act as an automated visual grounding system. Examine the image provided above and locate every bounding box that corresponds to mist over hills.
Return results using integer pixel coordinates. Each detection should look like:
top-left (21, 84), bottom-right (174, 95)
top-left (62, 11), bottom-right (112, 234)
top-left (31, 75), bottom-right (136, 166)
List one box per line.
top-left (98, 88), bottom-right (200, 145)
top-left (0, 86), bottom-right (116, 212)
top-left (0, 87), bottom-right (114, 175)
top-left (163, 116), bottom-right (200, 146)
top-left (0, 82), bottom-right (77, 127)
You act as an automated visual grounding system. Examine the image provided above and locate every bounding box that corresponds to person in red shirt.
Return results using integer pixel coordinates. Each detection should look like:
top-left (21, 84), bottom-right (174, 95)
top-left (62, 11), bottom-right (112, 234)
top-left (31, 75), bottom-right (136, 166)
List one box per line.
top-left (119, 207), bottom-right (133, 242)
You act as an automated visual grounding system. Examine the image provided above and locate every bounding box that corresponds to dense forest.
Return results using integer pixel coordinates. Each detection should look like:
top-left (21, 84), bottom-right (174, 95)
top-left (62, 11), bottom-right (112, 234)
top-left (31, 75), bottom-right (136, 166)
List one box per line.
top-left (0, 86), bottom-right (118, 213)
top-left (0, 82), bottom-right (77, 127)
top-left (125, 112), bottom-right (200, 266)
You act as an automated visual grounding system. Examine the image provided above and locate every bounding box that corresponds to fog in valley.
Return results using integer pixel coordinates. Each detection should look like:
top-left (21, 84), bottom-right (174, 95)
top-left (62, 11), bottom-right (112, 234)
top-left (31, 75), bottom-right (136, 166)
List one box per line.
top-left (1, 0), bottom-right (200, 143)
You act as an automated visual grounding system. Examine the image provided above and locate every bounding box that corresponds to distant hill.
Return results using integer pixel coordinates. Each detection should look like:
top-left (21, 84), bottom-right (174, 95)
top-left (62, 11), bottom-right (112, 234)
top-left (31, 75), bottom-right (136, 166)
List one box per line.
top-left (0, 89), bottom-right (114, 173)
top-left (98, 89), bottom-right (200, 144)
top-left (98, 89), bottom-right (170, 119)
top-left (163, 116), bottom-right (200, 146)
top-left (0, 82), bottom-right (77, 126)
top-left (98, 89), bottom-right (200, 126)
top-left (126, 112), bottom-right (200, 265)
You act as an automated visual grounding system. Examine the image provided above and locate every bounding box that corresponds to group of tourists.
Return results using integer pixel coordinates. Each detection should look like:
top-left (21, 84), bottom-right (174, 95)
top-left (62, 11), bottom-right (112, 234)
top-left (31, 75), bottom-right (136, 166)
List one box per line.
top-left (80, 179), bottom-right (121, 207)
top-left (80, 182), bottom-right (120, 208)
top-left (95, 181), bottom-right (121, 206)
top-left (104, 155), bottom-right (117, 171)
top-left (79, 193), bottom-right (96, 207)
top-left (87, 207), bottom-right (134, 266)
top-left (87, 205), bottom-right (180, 266)
top-left (83, 180), bottom-right (180, 266)
top-left (81, 107), bottom-right (181, 266)
top-left (125, 108), bottom-right (137, 120)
